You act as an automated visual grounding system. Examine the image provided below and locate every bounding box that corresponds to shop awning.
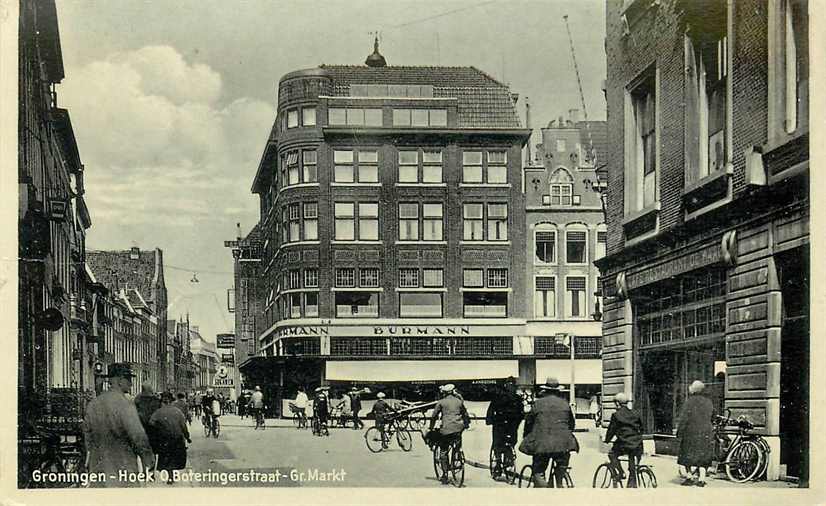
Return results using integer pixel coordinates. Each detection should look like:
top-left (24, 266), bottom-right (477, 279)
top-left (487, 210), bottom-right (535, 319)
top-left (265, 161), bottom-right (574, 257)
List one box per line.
top-left (535, 359), bottom-right (602, 385)
top-left (326, 360), bottom-right (519, 382)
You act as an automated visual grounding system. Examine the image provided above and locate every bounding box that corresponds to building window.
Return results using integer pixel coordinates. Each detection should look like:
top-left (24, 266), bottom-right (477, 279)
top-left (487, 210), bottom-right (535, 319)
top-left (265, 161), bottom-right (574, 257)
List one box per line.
top-left (359, 268), bottom-right (380, 288)
top-left (462, 151), bottom-right (483, 183)
top-left (329, 108), bottom-right (346, 125)
top-left (358, 203), bottom-right (379, 240)
top-left (487, 203), bottom-right (508, 241)
top-left (769, 0), bottom-right (808, 138)
top-left (423, 268), bottom-right (444, 287)
top-left (626, 72), bottom-right (657, 212)
top-left (302, 107), bottom-right (316, 127)
top-left (463, 203), bottom-right (483, 240)
top-left (334, 202), bottom-right (355, 240)
top-left (566, 277), bottom-right (586, 317)
top-left (535, 229), bottom-right (556, 264)
top-left (302, 150), bottom-right (317, 183)
top-left (685, 27), bottom-right (728, 184)
top-left (534, 277), bottom-right (556, 318)
top-left (487, 151), bottom-right (508, 184)
top-left (286, 151), bottom-right (300, 186)
top-left (399, 151), bottom-right (419, 183)
top-left (287, 110), bottom-right (299, 128)
top-left (400, 293), bottom-right (443, 317)
top-left (334, 150), bottom-right (354, 183)
top-left (487, 268), bottom-right (508, 288)
top-left (399, 268), bottom-right (419, 288)
top-left (463, 269), bottom-right (484, 288)
top-left (399, 203), bottom-right (419, 240)
top-left (335, 292), bottom-right (379, 317)
top-left (287, 270), bottom-right (301, 289)
top-left (304, 269), bottom-right (318, 288)
top-left (566, 229), bottom-right (587, 264)
top-left (328, 107), bottom-right (382, 126)
top-left (289, 293), bottom-right (302, 318)
top-left (596, 230), bottom-right (607, 260)
top-left (549, 168), bottom-right (574, 205)
top-left (303, 203), bottom-right (318, 240)
top-left (288, 203), bottom-right (301, 242)
top-left (556, 139), bottom-right (566, 152)
top-left (304, 292), bottom-right (319, 317)
top-left (463, 292), bottom-right (507, 317)
top-left (358, 150), bottom-right (379, 183)
top-left (364, 109), bottom-right (383, 126)
top-left (392, 109), bottom-right (447, 127)
top-left (335, 268), bottom-right (356, 288)
top-left (423, 203), bottom-right (443, 241)
top-left (423, 151), bottom-right (443, 183)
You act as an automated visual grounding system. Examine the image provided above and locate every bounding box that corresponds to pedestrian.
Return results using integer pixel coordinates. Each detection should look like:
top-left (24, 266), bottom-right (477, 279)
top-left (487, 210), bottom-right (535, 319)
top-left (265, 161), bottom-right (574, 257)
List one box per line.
top-left (428, 384), bottom-right (471, 484)
top-left (294, 386), bottom-right (309, 428)
top-left (339, 390), bottom-right (353, 427)
top-left (82, 363), bottom-right (155, 488)
top-left (172, 392), bottom-right (192, 425)
top-left (604, 392), bottom-right (643, 487)
top-left (677, 380), bottom-right (715, 487)
top-left (350, 387), bottom-right (364, 430)
top-left (134, 382), bottom-right (162, 453)
top-left (486, 377), bottom-right (524, 480)
top-left (150, 391), bottom-right (191, 484)
top-left (518, 377), bottom-right (579, 488)
top-left (589, 394), bottom-right (600, 424)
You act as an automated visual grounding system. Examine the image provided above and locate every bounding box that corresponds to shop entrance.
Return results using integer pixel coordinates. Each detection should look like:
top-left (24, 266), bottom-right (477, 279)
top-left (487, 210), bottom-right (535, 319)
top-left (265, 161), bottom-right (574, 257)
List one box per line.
top-left (777, 247), bottom-right (809, 482)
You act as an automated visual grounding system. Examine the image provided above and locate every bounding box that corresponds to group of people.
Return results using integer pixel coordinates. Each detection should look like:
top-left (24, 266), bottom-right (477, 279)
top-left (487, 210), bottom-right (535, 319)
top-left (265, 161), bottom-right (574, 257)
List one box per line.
top-left (83, 363), bottom-right (191, 487)
top-left (294, 386), bottom-right (366, 433)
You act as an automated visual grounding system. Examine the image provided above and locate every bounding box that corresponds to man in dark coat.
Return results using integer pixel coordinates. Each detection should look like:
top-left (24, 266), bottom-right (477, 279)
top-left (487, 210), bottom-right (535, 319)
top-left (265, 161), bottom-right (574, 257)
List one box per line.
top-left (677, 380), bottom-right (715, 486)
top-left (350, 388), bottom-right (364, 430)
top-left (604, 392), bottom-right (644, 487)
top-left (519, 377), bottom-right (578, 487)
top-left (134, 382), bottom-right (162, 452)
top-left (486, 378), bottom-right (523, 478)
top-left (150, 392), bottom-right (191, 484)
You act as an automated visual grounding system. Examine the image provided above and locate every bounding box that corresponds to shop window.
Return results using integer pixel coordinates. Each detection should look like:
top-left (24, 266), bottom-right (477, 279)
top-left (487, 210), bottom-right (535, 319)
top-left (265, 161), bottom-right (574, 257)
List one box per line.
top-left (400, 293), bottom-right (443, 317)
top-left (335, 292), bottom-right (379, 317)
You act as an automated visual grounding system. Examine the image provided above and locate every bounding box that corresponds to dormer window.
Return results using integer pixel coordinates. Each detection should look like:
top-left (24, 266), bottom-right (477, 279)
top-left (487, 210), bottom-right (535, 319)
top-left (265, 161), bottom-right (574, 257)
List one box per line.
top-left (549, 168), bottom-right (574, 206)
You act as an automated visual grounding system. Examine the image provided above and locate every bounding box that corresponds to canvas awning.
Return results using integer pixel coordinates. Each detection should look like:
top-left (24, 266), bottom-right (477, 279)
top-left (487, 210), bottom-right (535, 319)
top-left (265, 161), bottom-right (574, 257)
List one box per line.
top-left (325, 360), bottom-right (519, 382)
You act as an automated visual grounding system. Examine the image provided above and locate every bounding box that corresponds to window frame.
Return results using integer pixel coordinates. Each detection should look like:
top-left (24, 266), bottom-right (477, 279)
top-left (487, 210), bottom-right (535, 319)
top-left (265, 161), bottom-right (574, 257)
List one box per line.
top-left (534, 276), bottom-right (557, 318)
top-left (565, 276), bottom-right (588, 318)
top-left (624, 68), bottom-right (659, 215)
top-left (565, 228), bottom-right (588, 265)
top-left (534, 227), bottom-right (557, 264)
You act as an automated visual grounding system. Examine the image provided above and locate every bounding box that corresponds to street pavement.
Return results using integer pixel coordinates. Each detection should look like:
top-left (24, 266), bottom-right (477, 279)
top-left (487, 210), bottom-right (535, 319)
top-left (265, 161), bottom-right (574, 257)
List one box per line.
top-left (150, 414), bottom-right (795, 489)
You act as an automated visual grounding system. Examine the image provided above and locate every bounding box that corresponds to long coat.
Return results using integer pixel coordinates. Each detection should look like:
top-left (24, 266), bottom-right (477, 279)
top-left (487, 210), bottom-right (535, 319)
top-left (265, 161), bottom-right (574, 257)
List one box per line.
top-left (83, 390), bottom-right (155, 487)
top-left (677, 394), bottom-right (715, 467)
top-left (520, 393), bottom-right (578, 455)
top-left (150, 404), bottom-right (190, 472)
top-left (604, 405), bottom-right (643, 454)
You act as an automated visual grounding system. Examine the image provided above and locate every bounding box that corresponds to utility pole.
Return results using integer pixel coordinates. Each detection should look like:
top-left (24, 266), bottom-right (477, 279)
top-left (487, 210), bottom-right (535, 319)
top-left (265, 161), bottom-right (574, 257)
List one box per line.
top-left (525, 97), bottom-right (532, 166)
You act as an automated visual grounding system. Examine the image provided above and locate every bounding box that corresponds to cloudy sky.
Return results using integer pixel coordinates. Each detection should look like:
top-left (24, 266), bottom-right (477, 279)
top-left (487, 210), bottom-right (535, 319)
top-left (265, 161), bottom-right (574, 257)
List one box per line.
top-left (55, 0), bottom-right (607, 342)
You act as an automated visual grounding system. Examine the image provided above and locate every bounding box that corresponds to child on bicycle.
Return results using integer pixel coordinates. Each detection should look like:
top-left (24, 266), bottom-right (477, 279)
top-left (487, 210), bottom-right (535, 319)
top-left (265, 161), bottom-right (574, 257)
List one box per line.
top-left (604, 392), bottom-right (643, 488)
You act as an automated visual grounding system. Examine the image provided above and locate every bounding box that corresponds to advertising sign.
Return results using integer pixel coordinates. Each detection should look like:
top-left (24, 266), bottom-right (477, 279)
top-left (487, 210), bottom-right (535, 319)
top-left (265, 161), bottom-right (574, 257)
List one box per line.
top-left (216, 333), bottom-right (235, 348)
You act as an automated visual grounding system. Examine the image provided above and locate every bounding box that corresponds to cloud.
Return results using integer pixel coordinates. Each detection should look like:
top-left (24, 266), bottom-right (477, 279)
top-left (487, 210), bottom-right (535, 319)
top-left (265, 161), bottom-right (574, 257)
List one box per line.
top-left (59, 45), bottom-right (274, 228)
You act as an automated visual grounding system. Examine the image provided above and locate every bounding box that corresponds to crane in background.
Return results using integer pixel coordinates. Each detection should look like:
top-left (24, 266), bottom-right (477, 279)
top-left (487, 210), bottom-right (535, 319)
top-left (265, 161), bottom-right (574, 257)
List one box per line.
top-left (563, 14), bottom-right (596, 167)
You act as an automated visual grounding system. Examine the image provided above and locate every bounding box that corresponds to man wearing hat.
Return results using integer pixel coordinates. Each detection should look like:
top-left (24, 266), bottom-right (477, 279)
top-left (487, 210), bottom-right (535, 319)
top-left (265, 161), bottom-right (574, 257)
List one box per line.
top-left (604, 392), bottom-right (643, 487)
top-left (519, 377), bottom-right (578, 487)
top-left (486, 377), bottom-right (524, 479)
top-left (82, 363), bottom-right (155, 487)
top-left (371, 392), bottom-right (394, 447)
top-left (429, 384), bottom-right (471, 484)
top-left (350, 387), bottom-right (364, 430)
top-left (150, 391), bottom-right (191, 484)
top-left (312, 387), bottom-right (330, 435)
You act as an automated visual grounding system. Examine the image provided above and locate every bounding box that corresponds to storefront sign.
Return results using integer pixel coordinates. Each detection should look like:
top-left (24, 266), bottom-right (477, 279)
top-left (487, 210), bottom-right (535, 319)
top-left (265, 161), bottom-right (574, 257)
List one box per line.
top-left (213, 378), bottom-right (234, 388)
top-left (626, 243), bottom-right (723, 290)
top-left (216, 334), bottom-right (235, 348)
top-left (273, 322), bottom-right (526, 340)
top-left (221, 353), bottom-right (234, 364)
top-left (372, 325), bottom-right (470, 336)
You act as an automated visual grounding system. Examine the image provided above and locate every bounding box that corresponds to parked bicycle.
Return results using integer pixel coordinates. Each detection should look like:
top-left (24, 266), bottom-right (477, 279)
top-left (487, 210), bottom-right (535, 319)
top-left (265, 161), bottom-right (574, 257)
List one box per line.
top-left (518, 459), bottom-right (574, 488)
top-left (425, 430), bottom-right (465, 487)
top-left (365, 418), bottom-right (412, 453)
top-left (593, 456), bottom-right (657, 488)
top-left (489, 435), bottom-right (517, 484)
top-left (712, 409), bottom-right (770, 482)
top-left (20, 425), bottom-right (86, 488)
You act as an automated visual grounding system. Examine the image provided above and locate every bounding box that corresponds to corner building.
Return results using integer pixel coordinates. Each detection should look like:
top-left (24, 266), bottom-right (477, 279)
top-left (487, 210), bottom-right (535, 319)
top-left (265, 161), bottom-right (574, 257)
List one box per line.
top-left (599, 0), bottom-right (808, 481)
top-left (244, 48), bottom-right (531, 406)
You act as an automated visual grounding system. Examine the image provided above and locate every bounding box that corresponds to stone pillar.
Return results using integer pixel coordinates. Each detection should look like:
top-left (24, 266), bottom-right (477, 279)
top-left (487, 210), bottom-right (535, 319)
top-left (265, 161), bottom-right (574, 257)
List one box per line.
top-left (725, 224), bottom-right (782, 480)
top-left (602, 296), bottom-right (633, 424)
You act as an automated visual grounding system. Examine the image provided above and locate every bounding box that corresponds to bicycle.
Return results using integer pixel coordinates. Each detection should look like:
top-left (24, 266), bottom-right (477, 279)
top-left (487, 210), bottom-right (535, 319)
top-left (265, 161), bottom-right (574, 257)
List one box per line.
top-left (712, 410), bottom-right (770, 483)
top-left (202, 414), bottom-right (220, 438)
top-left (519, 459), bottom-right (574, 488)
top-left (289, 403), bottom-right (308, 429)
top-left (312, 415), bottom-right (330, 437)
top-left (20, 425), bottom-right (86, 488)
top-left (593, 455), bottom-right (657, 488)
top-left (365, 418), bottom-right (412, 453)
top-left (253, 408), bottom-right (265, 430)
top-left (489, 434), bottom-right (517, 484)
top-left (425, 429), bottom-right (465, 487)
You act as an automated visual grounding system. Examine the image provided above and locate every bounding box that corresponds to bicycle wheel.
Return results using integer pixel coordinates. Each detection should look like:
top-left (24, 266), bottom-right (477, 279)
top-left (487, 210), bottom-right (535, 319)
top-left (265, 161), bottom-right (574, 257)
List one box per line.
top-left (410, 412), bottom-right (426, 432)
top-left (365, 427), bottom-right (384, 453)
top-left (213, 419), bottom-right (221, 437)
top-left (592, 462), bottom-right (614, 488)
top-left (293, 413), bottom-right (300, 427)
top-left (489, 446), bottom-right (501, 479)
top-left (637, 466), bottom-right (657, 488)
top-left (726, 440), bottom-right (763, 483)
top-left (397, 429), bottom-right (413, 452)
top-left (504, 447), bottom-right (517, 484)
top-left (450, 447), bottom-right (465, 487)
top-left (203, 418), bottom-right (210, 437)
top-left (518, 464), bottom-right (534, 488)
top-left (433, 447), bottom-right (444, 480)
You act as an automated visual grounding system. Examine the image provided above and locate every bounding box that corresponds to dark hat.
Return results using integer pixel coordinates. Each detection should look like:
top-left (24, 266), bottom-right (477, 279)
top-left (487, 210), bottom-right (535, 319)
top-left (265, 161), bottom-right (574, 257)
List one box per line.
top-left (538, 377), bottom-right (566, 391)
top-left (107, 362), bottom-right (137, 379)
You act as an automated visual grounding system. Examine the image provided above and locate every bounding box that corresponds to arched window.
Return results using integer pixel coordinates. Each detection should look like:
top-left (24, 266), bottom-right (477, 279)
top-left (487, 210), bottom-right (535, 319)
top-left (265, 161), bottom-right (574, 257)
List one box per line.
top-left (550, 168), bottom-right (573, 205)
top-left (534, 223), bottom-right (557, 264)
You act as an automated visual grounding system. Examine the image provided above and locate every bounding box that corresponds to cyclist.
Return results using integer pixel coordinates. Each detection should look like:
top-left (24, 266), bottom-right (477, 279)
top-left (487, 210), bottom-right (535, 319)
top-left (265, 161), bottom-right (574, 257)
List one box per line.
top-left (248, 386), bottom-right (265, 429)
top-left (604, 392), bottom-right (643, 488)
top-left (372, 392), bottom-right (396, 448)
top-left (201, 388), bottom-right (218, 435)
top-left (520, 377), bottom-right (578, 488)
top-left (486, 377), bottom-right (523, 479)
top-left (312, 387), bottom-right (330, 435)
top-left (428, 384), bottom-right (470, 485)
top-left (294, 386), bottom-right (309, 428)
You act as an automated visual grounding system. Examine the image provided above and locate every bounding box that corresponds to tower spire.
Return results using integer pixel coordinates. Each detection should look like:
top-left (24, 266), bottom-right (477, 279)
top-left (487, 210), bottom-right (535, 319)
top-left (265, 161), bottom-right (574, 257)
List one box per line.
top-left (365, 32), bottom-right (387, 67)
